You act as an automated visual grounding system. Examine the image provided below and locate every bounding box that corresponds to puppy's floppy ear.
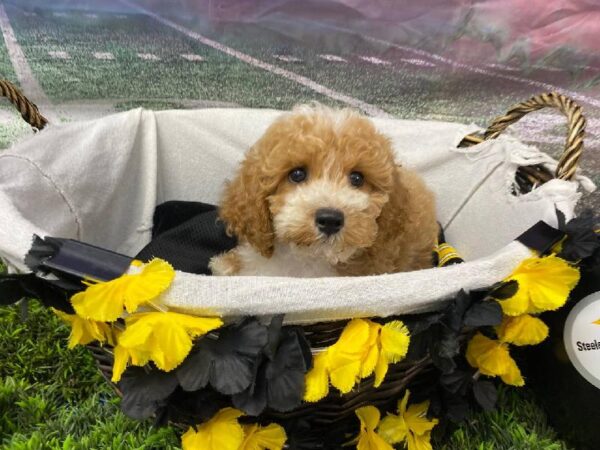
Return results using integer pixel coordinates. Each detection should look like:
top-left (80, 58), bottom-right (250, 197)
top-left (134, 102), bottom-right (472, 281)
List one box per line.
top-left (219, 144), bottom-right (275, 258)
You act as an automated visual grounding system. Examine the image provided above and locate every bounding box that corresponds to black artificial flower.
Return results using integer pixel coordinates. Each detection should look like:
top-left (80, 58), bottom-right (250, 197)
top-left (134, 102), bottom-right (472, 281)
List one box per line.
top-left (176, 318), bottom-right (269, 395)
top-left (232, 316), bottom-right (312, 415)
top-left (117, 367), bottom-right (179, 420)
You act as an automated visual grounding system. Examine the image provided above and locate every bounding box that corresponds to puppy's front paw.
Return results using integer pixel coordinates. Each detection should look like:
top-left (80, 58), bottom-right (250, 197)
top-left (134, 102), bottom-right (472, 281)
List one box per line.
top-left (209, 250), bottom-right (241, 276)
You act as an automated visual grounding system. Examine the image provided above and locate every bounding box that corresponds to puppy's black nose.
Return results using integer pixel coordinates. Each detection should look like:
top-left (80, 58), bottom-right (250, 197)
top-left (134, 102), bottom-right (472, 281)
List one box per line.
top-left (315, 208), bottom-right (344, 236)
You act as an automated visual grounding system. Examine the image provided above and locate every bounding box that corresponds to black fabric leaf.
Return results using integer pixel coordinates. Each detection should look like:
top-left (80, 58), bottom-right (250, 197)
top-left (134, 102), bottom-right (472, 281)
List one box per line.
top-left (444, 392), bottom-right (471, 422)
top-left (440, 370), bottom-right (472, 395)
top-left (265, 330), bottom-right (310, 412)
top-left (177, 318), bottom-right (268, 395)
top-left (0, 276), bottom-right (30, 305)
top-left (118, 368), bottom-right (179, 420)
top-left (472, 380), bottom-right (498, 411)
top-left (488, 280), bottom-right (518, 300)
top-left (443, 290), bottom-right (472, 332)
top-left (265, 315), bottom-right (284, 360)
top-left (233, 326), bottom-right (312, 415)
top-left (163, 387), bottom-right (229, 426)
top-left (232, 363), bottom-right (268, 416)
top-left (463, 301), bottom-right (503, 327)
top-left (176, 346), bottom-right (212, 392)
top-left (0, 273), bottom-right (75, 313)
top-left (436, 328), bottom-right (460, 360)
top-left (430, 350), bottom-right (456, 374)
top-left (560, 213), bottom-right (600, 262)
top-left (404, 311), bottom-right (445, 336)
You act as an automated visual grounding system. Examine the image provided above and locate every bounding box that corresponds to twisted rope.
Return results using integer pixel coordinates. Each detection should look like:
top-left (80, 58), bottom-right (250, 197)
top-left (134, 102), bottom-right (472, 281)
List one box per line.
top-left (460, 92), bottom-right (586, 181)
top-left (0, 79), bottom-right (48, 130)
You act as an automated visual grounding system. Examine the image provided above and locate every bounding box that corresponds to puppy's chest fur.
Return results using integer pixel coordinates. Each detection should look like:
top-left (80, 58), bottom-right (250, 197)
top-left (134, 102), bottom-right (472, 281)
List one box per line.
top-left (212, 243), bottom-right (338, 277)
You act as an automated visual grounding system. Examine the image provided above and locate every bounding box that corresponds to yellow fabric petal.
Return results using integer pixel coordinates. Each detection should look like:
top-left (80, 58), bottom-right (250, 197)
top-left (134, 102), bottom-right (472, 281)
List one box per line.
top-left (404, 401), bottom-right (438, 436)
top-left (356, 405), bottom-right (381, 431)
top-left (70, 258), bottom-right (175, 322)
top-left (379, 321), bottom-right (410, 364)
top-left (497, 286), bottom-right (530, 317)
top-left (526, 256), bottom-right (579, 312)
top-left (360, 322), bottom-right (381, 378)
top-left (54, 309), bottom-right (113, 348)
top-left (496, 315), bottom-right (549, 346)
top-left (116, 311), bottom-right (222, 374)
top-left (304, 351), bottom-right (331, 402)
top-left (71, 277), bottom-right (130, 322)
top-left (373, 352), bottom-right (388, 388)
top-left (122, 258), bottom-right (175, 313)
top-left (466, 333), bottom-right (511, 376)
top-left (406, 430), bottom-right (434, 450)
top-left (181, 408), bottom-right (244, 450)
top-left (240, 423), bottom-right (287, 450)
top-left (378, 414), bottom-right (407, 445)
top-left (398, 390), bottom-right (410, 416)
top-left (337, 319), bottom-right (372, 354)
top-left (355, 406), bottom-right (394, 450)
top-left (329, 357), bottom-right (362, 394)
top-left (111, 345), bottom-right (129, 383)
top-left (500, 356), bottom-right (525, 387)
top-left (501, 256), bottom-right (579, 316)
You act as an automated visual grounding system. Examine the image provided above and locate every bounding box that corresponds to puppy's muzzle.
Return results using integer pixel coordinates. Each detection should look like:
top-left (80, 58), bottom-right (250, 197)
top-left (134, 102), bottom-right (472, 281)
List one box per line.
top-left (315, 208), bottom-right (344, 236)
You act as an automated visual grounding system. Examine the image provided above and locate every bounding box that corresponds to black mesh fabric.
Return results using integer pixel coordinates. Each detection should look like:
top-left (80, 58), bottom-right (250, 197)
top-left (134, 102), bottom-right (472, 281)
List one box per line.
top-left (135, 201), bottom-right (237, 274)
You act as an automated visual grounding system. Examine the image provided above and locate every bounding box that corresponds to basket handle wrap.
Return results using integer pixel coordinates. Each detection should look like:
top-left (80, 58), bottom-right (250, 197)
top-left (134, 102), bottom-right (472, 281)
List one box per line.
top-left (0, 79), bottom-right (48, 130)
top-left (460, 92), bottom-right (585, 181)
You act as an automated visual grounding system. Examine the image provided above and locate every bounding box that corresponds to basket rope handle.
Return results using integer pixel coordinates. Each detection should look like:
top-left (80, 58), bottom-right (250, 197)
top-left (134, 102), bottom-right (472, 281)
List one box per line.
top-left (0, 79), bottom-right (48, 130)
top-left (460, 92), bottom-right (585, 181)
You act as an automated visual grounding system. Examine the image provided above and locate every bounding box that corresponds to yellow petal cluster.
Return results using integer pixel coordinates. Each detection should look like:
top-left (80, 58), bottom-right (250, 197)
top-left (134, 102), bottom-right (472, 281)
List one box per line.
top-left (53, 309), bottom-right (115, 348)
top-left (240, 423), bottom-right (287, 450)
top-left (71, 258), bottom-right (175, 322)
top-left (466, 332), bottom-right (524, 386)
top-left (182, 408), bottom-right (286, 450)
top-left (111, 311), bottom-right (222, 382)
top-left (304, 319), bottom-right (410, 402)
top-left (355, 406), bottom-right (394, 450)
top-left (496, 314), bottom-right (548, 346)
top-left (378, 390), bottom-right (438, 450)
top-left (182, 408), bottom-right (245, 450)
top-left (499, 255), bottom-right (579, 316)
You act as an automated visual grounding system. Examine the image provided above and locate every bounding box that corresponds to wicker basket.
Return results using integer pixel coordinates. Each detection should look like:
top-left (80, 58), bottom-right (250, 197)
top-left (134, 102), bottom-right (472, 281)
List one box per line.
top-left (0, 81), bottom-right (588, 442)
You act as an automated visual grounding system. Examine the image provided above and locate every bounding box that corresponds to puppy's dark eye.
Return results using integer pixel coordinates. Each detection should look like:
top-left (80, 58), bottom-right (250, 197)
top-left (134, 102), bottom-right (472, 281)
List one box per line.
top-left (349, 171), bottom-right (364, 187)
top-left (289, 167), bottom-right (308, 183)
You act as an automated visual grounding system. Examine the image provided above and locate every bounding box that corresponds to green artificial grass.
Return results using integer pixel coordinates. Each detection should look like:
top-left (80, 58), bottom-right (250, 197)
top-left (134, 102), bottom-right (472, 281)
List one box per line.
top-left (0, 297), bottom-right (574, 450)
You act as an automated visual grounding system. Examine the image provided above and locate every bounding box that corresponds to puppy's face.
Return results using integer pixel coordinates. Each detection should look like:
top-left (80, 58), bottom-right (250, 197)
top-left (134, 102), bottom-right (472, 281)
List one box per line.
top-left (263, 107), bottom-right (396, 264)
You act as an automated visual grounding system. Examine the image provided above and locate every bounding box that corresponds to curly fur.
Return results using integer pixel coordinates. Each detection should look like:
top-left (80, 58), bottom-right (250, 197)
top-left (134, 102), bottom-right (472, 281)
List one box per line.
top-left (210, 104), bottom-right (438, 277)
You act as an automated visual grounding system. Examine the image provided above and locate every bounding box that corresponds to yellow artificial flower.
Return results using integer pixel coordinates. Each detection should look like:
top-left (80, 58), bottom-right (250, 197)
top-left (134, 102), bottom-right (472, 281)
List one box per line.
top-left (53, 309), bottom-right (114, 348)
top-left (304, 319), bottom-right (410, 402)
top-left (111, 311), bottom-right (222, 382)
top-left (496, 314), bottom-right (549, 346)
top-left (375, 320), bottom-right (410, 387)
top-left (466, 333), bottom-right (524, 386)
top-left (304, 351), bottom-right (331, 402)
top-left (377, 390), bottom-right (438, 450)
top-left (71, 258), bottom-right (175, 322)
top-left (240, 423), bottom-right (287, 450)
top-left (498, 255), bottom-right (579, 316)
top-left (354, 406), bottom-right (394, 450)
top-left (182, 408), bottom-right (245, 450)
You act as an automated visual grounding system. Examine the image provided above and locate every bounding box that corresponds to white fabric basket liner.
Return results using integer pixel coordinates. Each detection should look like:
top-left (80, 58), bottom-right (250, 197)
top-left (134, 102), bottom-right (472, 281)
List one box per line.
top-left (0, 108), bottom-right (593, 323)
